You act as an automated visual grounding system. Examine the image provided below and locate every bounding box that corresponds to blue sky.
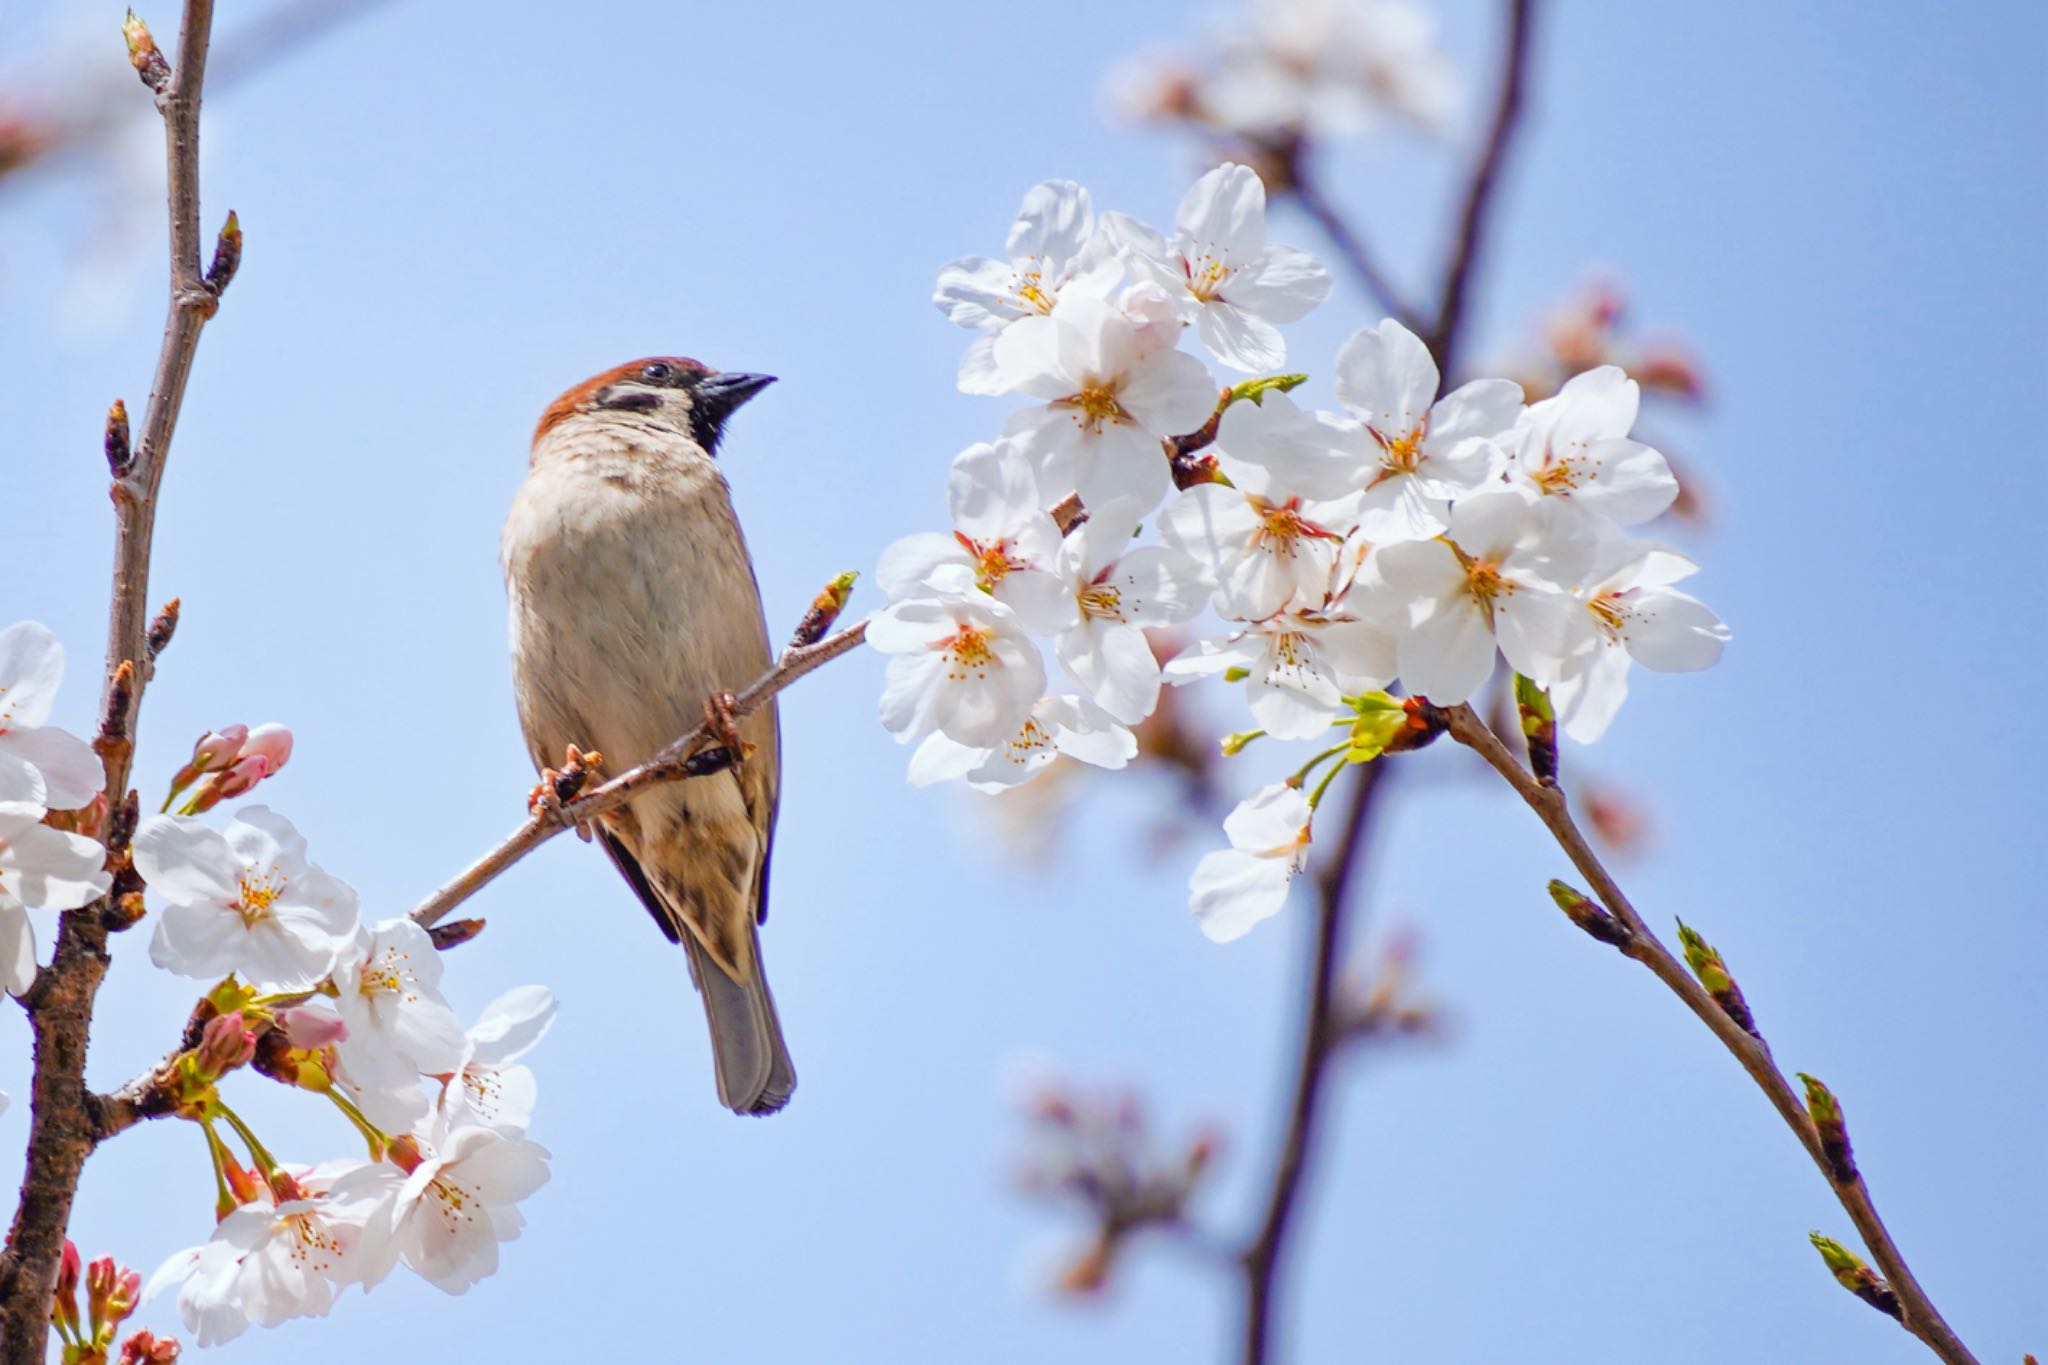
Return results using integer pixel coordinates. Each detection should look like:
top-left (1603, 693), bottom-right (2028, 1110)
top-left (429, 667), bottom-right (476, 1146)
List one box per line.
top-left (1, 0), bottom-right (2041, 1360)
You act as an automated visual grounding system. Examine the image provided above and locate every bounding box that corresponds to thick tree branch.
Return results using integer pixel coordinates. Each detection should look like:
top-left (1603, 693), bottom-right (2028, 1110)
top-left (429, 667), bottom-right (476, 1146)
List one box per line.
top-left (409, 622), bottom-right (868, 932)
top-left (1239, 760), bottom-right (1389, 1365)
top-left (1442, 703), bottom-right (1979, 1365)
top-left (0, 5), bottom-right (220, 1359)
top-left (1426, 0), bottom-right (1535, 378)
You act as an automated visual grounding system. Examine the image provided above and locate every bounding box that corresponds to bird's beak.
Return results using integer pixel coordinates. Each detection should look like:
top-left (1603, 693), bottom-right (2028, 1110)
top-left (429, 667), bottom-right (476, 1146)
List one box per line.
top-left (696, 371), bottom-right (777, 419)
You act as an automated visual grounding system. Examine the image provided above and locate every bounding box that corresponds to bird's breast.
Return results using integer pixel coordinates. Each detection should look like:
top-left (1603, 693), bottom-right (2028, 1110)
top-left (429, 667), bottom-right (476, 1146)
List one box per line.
top-left (503, 451), bottom-right (775, 774)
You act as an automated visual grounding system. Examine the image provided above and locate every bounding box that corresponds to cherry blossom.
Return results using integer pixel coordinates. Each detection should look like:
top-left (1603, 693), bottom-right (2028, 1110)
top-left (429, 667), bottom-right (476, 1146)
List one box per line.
top-left (1507, 365), bottom-right (1677, 527)
top-left (1104, 162), bottom-right (1332, 371)
top-left (135, 807), bottom-right (358, 992)
top-left (871, 574), bottom-right (1048, 748)
top-left (330, 919), bottom-right (468, 1088)
top-left (0, 622), bottom-right (104, 811)
top-left (0, 814), bottom-right (109, 915)
top-left (0, 760), bottom-right (106, 996)
top-left (934, 180), bottom-right (1119, 395)
top-left (1161, 397), bottom-right (1362, 621)
top-left (1028, 497), bottom-right (1207, 723)
top-left (145, 1163), bottom-right (385, 1345)
top-left (994, 286), bottom-right (1218, 514)
top-left (1551, 535), bottom-right (1730, 742)
top-left (907, 694), bottom-right (1136, 791)
top-left (875, 440), bottom-right (1066, 624)
top-left (1330, 318), bottom-right (1523, 542)
top-left (0, 898), bottom-right (33, 997)
top-left (436, 985), bottom-right (556, 1134)
top-left (1188, 783), bottom-right (1314, 942)
top-left (1165, 610), bottom-right (1396, 740)
top-left (1368, 489), bottom-right (1591, 703)
top-left (358, 1124), bottom-right (551, 1295)
top-left (1203, 0), bottom-right (1459, 137)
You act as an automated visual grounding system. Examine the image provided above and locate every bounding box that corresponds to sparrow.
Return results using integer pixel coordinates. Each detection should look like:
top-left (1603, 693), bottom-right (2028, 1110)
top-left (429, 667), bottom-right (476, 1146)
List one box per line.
top-left (501, 357), bottom-right (794, 1115)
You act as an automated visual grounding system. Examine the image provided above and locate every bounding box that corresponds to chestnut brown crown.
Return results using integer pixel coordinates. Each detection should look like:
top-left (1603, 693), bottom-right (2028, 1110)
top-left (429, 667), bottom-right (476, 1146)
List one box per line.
top-left (534, 357), bottom-right (775, 454)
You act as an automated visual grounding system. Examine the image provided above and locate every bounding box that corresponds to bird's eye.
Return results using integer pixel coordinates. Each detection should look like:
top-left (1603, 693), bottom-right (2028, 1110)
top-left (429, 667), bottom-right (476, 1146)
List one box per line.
top-left (641, 362), bottom-right (673, 382)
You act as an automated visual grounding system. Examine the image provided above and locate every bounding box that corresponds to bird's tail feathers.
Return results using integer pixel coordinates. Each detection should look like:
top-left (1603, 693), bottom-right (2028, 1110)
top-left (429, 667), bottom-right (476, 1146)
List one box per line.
top-left (682, 926), bottom-right (796, 1116)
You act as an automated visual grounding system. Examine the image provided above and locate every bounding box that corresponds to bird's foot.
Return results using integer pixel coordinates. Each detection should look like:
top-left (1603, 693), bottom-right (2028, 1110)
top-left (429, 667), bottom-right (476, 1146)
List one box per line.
top-left (685, 691), bottom-right (754, 777)
top-left (529, 745), bottom-right (603, 821)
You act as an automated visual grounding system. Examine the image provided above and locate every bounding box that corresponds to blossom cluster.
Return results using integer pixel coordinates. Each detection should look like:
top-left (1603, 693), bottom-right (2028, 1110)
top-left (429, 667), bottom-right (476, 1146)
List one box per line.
top-left (875, 166), bottom-right (1728, 942)
top-left (0, 617), bottom-right (554, 1345)
top-left (131, 802), bottom-right (554, 1343)
top-left (0, 620), bottom-right (556, 1345)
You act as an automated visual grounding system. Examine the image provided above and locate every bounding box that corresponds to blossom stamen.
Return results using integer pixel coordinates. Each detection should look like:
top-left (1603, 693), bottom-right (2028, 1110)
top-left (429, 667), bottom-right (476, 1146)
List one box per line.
top-left (938, 624), bottom-right (996, 680)
top-left (1061, 382), bottom-right (1126, 432)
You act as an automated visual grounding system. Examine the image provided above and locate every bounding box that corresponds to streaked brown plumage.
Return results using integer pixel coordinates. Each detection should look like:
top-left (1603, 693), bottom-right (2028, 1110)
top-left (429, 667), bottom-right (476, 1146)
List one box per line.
top-left (502, 357), bottom-right (793, 1114)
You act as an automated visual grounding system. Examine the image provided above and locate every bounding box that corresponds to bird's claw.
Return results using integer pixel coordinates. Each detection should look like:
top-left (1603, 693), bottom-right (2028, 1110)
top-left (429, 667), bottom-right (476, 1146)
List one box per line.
top-left (529, 745), bottom-right (603, 821)
top-left (700, 691), bottom-right (755, 764)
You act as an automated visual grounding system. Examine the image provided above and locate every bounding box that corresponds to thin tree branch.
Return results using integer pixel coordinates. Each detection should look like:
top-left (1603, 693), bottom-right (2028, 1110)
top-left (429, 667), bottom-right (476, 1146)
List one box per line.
top-left (0, 4), bottom-right (219, 1357)
top-left (1225, 10), bottom-right (1541, 1358)
top-left (1427, 0), bottom-right (1536, 378)
top-left (1289, 169), bottom-right (1420, 334)
top-left (409, 622), bottom-right (868, 932)
top-left (1238, 760), bottom-right (1390, 1365)
top-left (1442, 702), bottom-right (1979, 1365)
top-left (84, 617), bottom-right (872, 1148)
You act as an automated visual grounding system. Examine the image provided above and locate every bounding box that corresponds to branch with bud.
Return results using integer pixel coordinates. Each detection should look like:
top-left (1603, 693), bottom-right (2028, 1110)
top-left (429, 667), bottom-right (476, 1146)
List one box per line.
top-left (1441, 702), bottom-right (1978, 1364)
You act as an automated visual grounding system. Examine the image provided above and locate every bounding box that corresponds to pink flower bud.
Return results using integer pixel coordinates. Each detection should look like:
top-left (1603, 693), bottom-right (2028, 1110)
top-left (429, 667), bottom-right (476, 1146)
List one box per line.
top-left (190, 725), bottom-right (249, 773)
top-left (86, 1254), bottom-right (115, 1329)
top-left (55, 1240), bottom-right (80, 1297)
top-left (52, 1239), bottom-right (81, 1333)
top-left (120, 1329), bottom-right (181, 1363)
top-left (385, 1134), bottom-right (426, 1175)
top-left (108, 1268), bottom-right (141, 1327)
top-left (212, 754), bottom-right (272, 800)
top-left (219, 1149), bottom-right (263, 1211)
top-left (194, 1012), bottom-right (256, 1079)
top-left (276, 1003), bottom-right (347, 1049)
top-left (240, 723), bottom-right (293, 772)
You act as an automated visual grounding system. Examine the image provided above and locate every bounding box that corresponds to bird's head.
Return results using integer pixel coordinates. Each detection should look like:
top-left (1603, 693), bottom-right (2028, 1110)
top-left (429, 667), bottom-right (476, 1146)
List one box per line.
top-left (534, 357), bottom-right (775, 454)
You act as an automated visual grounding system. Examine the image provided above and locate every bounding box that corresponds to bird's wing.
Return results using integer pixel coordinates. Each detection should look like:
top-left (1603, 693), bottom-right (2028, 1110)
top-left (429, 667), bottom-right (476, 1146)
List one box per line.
top-left (745, 702), bottom-right (781, 925)
top-left (597, 818), bottom-right (682, 945)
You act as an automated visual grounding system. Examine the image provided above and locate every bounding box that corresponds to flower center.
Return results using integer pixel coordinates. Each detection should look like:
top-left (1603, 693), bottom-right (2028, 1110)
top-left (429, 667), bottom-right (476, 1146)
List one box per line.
top-left (1078, 580), bottom-right (1124, 621)
top-left (1014, 257), bottom-right (1055, 314)
top-left (940, 624), bottom-right (996, 679)
top-left (999, 718), bottom-right (1054, 766)
top-left (1587, 592), bottom-right (1628, 638)
top-left (233, 866), bottom-right (287, 925)
top-left (283, 1208), bottom-right (343, 1271)
top-left (1269, 630), bottom-right (1310, 675)
top-left (1061, 382), bottom-right (1125, 433)
top-left (954, 532), bottom-right (1019, 591)
top-left (358, 946), bottom-right (422, 1002)
top-left (1367, 421), bottom-right (1428, 483)
top-left (1465, 559), bottom-right (1507, 597)
top-left (428, 1175), bottom-right (480, 1233)
top-left (1531, 446), bottom-right (1585, 494)
top-left (1187, 252), bottom-right (1231, 301)
top-left (1249, 496), bottom-right (1340, 557)
top-left (1460, 558), bottom-right (1514, 622)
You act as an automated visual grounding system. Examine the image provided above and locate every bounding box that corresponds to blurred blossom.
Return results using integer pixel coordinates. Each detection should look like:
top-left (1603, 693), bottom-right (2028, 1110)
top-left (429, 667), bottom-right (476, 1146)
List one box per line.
top-left (1581, 780), bottom-right (1652, 857)
top-left (1012, 1074), bottom-right (1220, 1297)
top-left (1504, 279), bottom-right (1709, 408)
top-left (1107, 0), bottom-right (1459, 146)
